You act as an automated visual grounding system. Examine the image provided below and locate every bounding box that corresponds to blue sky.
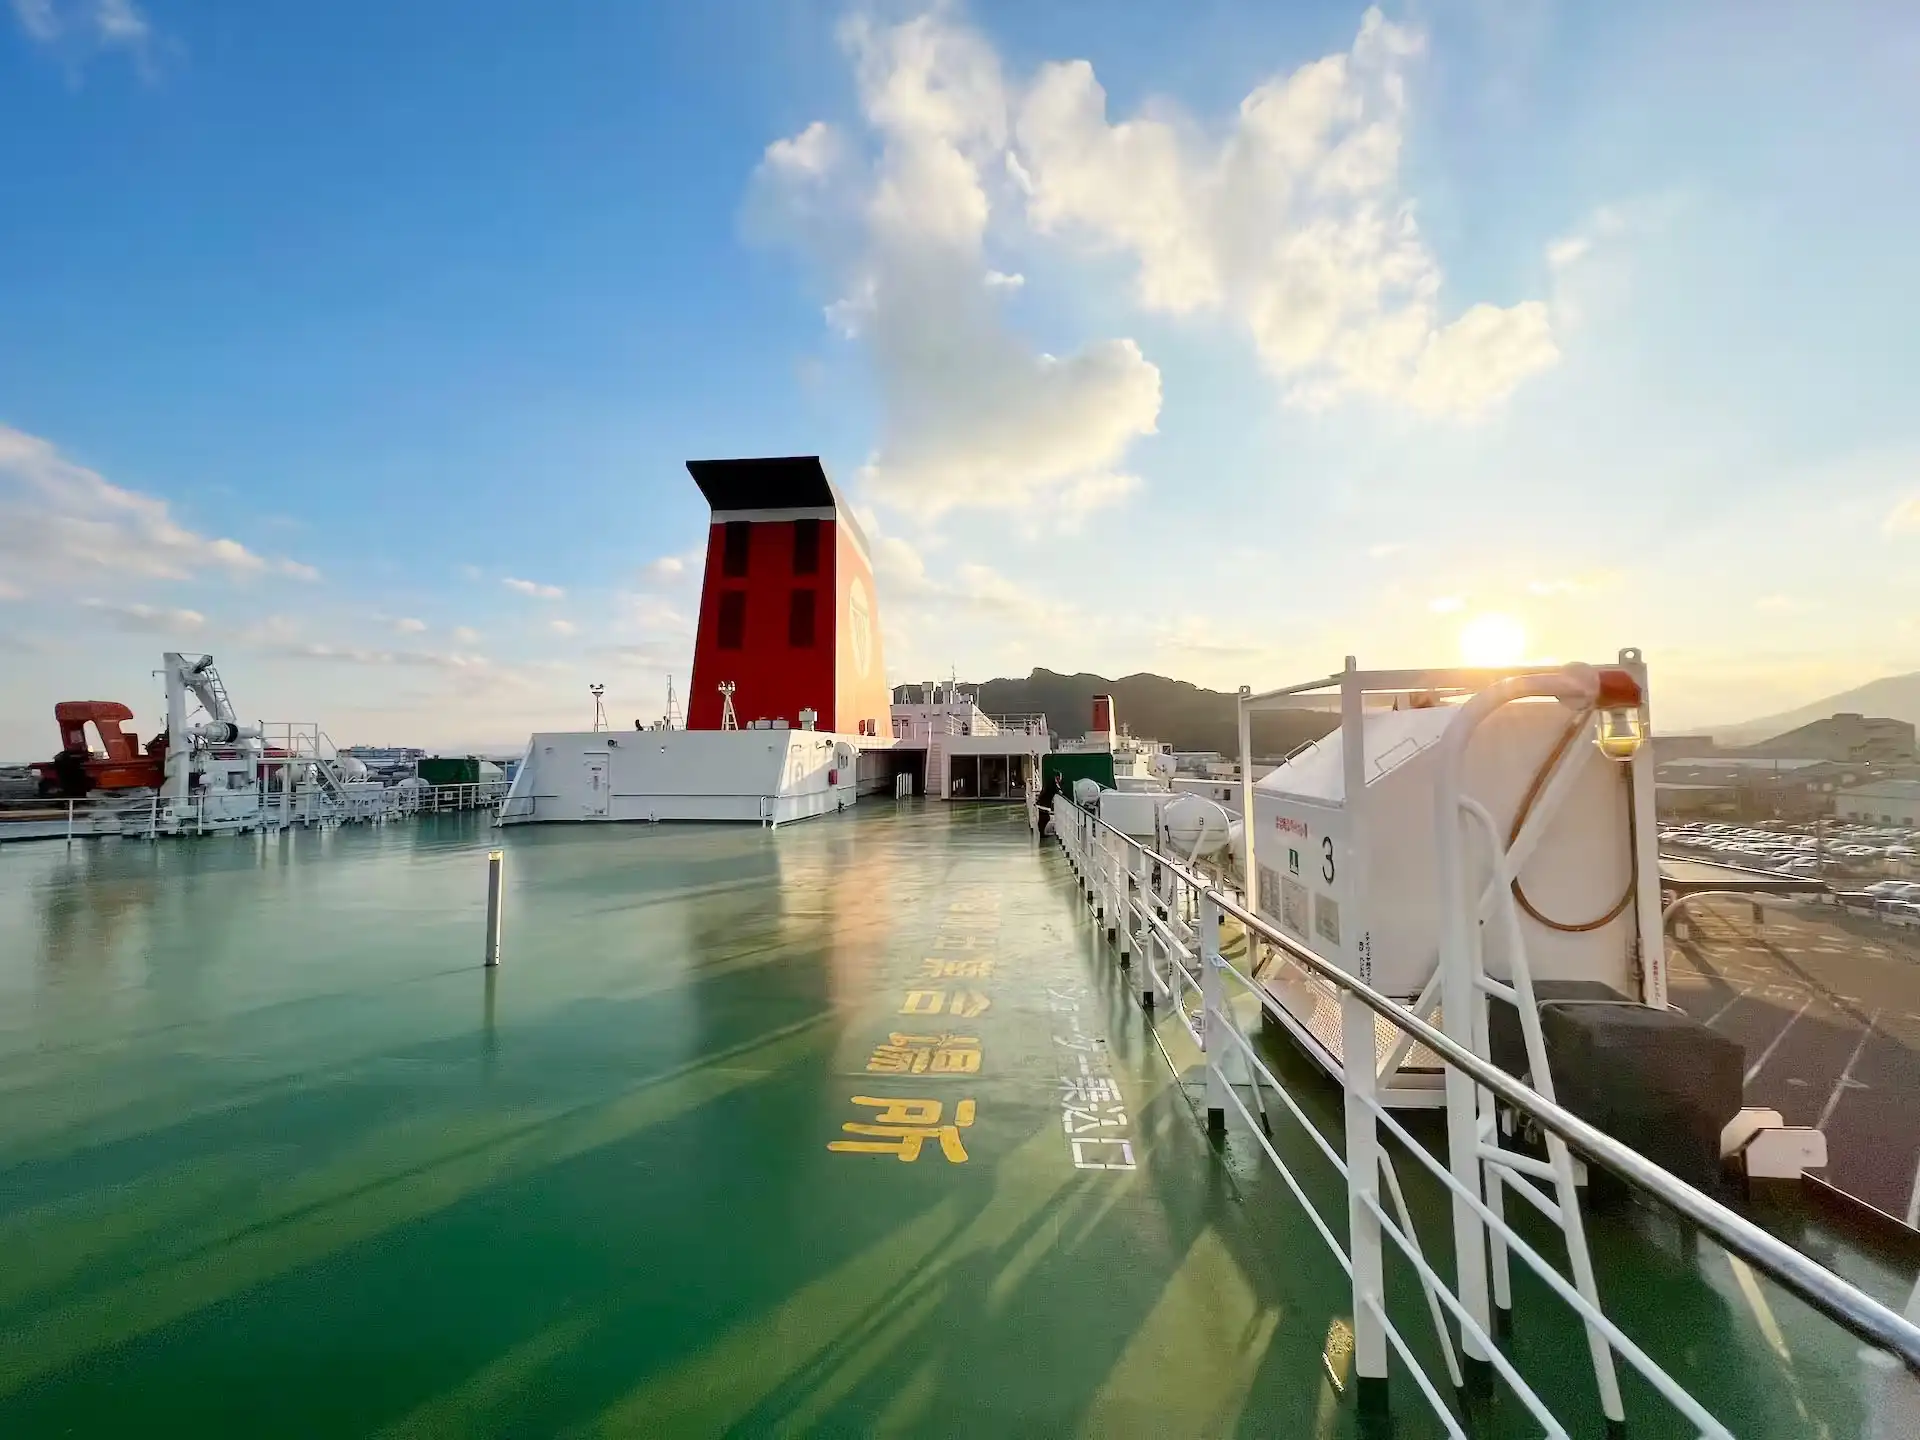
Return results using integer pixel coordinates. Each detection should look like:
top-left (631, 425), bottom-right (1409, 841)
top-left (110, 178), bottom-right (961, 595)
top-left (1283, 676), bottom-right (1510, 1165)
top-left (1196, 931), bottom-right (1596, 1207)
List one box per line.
top-left (2, 0), bottom-right (1917, 755)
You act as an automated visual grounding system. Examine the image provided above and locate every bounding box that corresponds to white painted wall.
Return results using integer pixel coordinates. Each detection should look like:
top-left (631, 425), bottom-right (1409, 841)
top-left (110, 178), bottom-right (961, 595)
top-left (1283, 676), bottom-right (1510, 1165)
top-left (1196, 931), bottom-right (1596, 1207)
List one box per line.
top-left (503, 729), bottom-right (867, 825)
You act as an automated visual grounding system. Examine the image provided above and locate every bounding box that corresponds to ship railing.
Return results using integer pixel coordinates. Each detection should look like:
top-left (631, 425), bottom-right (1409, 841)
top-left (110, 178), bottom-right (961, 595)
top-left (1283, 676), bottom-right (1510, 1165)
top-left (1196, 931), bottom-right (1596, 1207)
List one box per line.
top-left (1050, 795), bottom-right (1920, 1439)
top-left (396, 780), bottom-right (513, 815)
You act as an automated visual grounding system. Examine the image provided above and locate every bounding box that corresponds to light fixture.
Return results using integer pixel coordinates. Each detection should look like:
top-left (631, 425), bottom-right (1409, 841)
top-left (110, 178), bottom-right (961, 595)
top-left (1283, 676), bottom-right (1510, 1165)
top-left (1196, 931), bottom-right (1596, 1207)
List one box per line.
top-left (1590, 665), bottom-right (1646, 762)
top-left (1594, 706), bottom-right (1644, 761)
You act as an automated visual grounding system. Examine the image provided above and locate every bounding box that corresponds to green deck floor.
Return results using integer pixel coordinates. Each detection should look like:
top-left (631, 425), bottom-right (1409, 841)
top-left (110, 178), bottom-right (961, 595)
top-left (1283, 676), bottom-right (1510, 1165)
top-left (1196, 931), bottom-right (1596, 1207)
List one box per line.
top-left (0, 804), bottom-right (1907, 1437)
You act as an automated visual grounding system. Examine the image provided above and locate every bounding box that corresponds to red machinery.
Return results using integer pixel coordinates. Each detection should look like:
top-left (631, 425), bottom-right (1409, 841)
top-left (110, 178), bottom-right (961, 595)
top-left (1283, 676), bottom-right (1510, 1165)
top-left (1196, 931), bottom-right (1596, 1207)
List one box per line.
top-left (33, 701), bottom-right (167, 797)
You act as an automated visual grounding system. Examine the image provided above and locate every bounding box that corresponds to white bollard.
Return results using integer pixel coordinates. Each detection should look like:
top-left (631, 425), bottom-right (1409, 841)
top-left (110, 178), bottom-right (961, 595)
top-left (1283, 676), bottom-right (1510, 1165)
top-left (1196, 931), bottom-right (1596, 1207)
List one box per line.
top-left (484, 849), bottom-right (505, 966)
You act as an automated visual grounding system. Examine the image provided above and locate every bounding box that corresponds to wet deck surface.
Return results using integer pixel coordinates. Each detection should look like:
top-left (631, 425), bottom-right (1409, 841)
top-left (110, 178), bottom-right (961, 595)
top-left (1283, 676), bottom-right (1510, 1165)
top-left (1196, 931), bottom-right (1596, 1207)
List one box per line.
top-left (1669, 898), bottom-right (1920, 1224)
top-left (0, 806), bottom-right (1905, 1436)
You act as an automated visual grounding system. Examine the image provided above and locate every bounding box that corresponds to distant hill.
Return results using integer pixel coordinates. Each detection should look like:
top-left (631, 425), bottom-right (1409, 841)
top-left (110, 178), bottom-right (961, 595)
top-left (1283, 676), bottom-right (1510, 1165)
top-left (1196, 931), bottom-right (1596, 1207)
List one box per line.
top-left (894, 668), bottom-right (1336, 757)
top-left (1713, 671), bottom-right (1920, 745)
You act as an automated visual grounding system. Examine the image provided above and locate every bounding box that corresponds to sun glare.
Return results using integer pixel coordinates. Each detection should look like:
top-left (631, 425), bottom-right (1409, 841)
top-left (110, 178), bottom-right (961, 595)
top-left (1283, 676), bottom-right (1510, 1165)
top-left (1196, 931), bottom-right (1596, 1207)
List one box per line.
top-left (1459, 612), bottom-right (1526, 667)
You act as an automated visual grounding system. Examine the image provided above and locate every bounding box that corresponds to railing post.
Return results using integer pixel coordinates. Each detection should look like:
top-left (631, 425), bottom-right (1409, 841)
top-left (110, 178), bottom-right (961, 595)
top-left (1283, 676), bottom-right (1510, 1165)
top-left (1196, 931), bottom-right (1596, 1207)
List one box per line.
top-left (1200, 891), bottom-right (1228, 1135)
top-left (1120, 846), bottom-right (1142, 967)
top-left (1341, 987), bottom-right (1390, 1414)
top-left (1141, 874), bottom-right (1161, 1010)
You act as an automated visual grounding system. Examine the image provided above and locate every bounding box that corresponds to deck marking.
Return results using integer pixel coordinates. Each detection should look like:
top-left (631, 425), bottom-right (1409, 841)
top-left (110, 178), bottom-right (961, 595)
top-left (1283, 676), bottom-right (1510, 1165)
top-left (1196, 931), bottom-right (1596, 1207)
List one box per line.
top-left (1907, 1153), bottom-right (1920, 1229)
top-left (1703, 986), bottom-right (1753, 1027)
top-left (1814, 1008), bottom-right (1880, 1133)
top-left (827, 1095), bottom-right (976, 1162)
top-left (921, 957), bottom-right (994, 978)
top-left (1744, 996), bottom-right (1815, 1086)
top-left (900, 987), bottom-right (992, 1017)
top-left (1047, 980), bottom-right (1137, 1171)
top-left (1728, 1256), bottom-right (1791, 1363)
top-left (866, 1032), bottom-right (982, 1074)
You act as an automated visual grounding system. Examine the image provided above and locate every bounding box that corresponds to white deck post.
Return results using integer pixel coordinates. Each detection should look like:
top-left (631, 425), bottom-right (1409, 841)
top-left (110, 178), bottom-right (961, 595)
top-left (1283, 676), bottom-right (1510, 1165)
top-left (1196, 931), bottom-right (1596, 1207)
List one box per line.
top-left (1616, 650), bottom-right (1667, 1008)
top-left (1337, 659), bottom-right (1389, 1405)
top-left (1120, 847), bottom-right (1142, 965)
top-left (1438, 756), bottom-right (1495, 1378)
top-left (1200, 891), bottom-right (1229, 1135)
top-left (1341, 988), bottom-right (1389, 1406)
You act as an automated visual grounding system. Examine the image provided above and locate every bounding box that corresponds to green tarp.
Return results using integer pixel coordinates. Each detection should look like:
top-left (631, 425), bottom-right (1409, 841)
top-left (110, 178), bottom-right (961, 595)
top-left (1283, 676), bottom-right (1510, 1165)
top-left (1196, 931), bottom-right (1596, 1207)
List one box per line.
top-left (1037, 751), bottom-right (1116, 794)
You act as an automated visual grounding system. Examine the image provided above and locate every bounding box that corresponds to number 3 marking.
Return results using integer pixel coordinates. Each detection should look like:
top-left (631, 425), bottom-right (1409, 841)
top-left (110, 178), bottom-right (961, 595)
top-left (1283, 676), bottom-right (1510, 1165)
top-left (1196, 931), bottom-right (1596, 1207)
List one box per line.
top-left (1321, 836), bottom-right (1336, 884)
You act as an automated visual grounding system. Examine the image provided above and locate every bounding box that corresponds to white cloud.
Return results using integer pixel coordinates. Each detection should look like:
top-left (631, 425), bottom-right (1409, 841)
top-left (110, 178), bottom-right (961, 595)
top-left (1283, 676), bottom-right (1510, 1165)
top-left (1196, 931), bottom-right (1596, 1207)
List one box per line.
top-left (622, 593), bottom-right (690, 632)
top-left (11, 0), bottom-right (57, 40)
top-left (11, 0), bottom-right (158, 65)
top-left (502, 576), bottom-right (564, 599)
top-left (92, 0), bottom-right (145, 45)
top-left (268, 642), bottom-right (494, 673)
top-left (79, 597), bottom-right (205, 633)
top-left (549, 619), bottom-right (578, 636)
top-left (749, 10), bottom-right (1162, 519)
top-left (1883, 496), bottom-right (1920, 535)
top-left (765, 119), bottom-right (845, 178)
top-left (1546, 235), bottom-right (1590, 271)
top-left (1367, 542), bottom-right (1406, 559)
top-left (394, 617), bottom-right (427, 634)
top-left (452, 626), bottom-right (481, 644)
top-left (1427, 594), bottom-right (1465, 613)
top-left (0, 425), bottom-right (314, 588)
top-left (1014, 7), bottom-right (1556, 415)
top-left (641, 554), bottom-right (689, 584)
top-left (0, 578), bottom-right (23, 601)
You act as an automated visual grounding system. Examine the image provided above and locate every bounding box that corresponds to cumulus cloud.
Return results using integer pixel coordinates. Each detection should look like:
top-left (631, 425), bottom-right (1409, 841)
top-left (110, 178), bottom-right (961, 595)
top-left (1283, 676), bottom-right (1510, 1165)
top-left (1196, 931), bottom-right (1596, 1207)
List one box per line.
top-left (749, 11), bottom-right (1162, 519)
top-left (502, 576), bottom-right (564, 599)
top-left (393, 617), bottom-right (427, 634)
top-left (1014, 6), bottom-right (1556, 414)
top-left (549, 619), bottom-right (578, 636)
top-left (641, 554), bottom-right (687, 584)
top-left (79, 597), bottom-right (205, 633)
top-left (0, 425), bottom-right (315, 588)
top-left (452, 625), bottom-right (482, 644)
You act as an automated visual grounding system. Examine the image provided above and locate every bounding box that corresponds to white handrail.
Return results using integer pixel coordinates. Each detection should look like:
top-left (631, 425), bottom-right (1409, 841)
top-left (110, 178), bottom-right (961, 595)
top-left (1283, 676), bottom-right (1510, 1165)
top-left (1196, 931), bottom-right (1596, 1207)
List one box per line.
top-left (1048, 795), bottom-right (1920, 1432)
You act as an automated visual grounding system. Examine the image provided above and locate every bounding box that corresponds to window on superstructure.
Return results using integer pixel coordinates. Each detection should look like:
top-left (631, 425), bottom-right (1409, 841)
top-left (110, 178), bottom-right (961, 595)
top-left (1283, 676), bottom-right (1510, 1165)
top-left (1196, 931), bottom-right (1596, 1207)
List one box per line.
top-left (722, 521), bottom-right (751, 577)
top-left (792, 517), bottom-right (820, 575)
top-left (788, 588), bottom-right (816, 647)
top-left (718, 591), bottom-right (746, 649)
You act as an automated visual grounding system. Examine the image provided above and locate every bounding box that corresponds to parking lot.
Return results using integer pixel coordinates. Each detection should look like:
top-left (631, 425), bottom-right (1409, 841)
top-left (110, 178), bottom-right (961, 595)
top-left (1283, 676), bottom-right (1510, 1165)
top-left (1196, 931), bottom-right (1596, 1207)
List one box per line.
top-left (1667, 896), bottom-right (1920, 1224)
top-left (1662, 817), bottom-right (1920, 891)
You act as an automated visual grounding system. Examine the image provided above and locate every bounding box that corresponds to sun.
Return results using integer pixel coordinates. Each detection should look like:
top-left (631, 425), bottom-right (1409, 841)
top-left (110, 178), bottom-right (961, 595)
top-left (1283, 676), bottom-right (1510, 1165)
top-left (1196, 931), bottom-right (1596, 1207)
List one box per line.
top-left (1458, 612), bottom-right (1526, 666)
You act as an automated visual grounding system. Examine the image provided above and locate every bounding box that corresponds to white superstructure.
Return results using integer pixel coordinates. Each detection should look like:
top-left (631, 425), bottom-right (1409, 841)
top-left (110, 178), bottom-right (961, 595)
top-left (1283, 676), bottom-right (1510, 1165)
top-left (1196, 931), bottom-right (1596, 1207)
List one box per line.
top-left (500, 726), bottom-right (878, 827)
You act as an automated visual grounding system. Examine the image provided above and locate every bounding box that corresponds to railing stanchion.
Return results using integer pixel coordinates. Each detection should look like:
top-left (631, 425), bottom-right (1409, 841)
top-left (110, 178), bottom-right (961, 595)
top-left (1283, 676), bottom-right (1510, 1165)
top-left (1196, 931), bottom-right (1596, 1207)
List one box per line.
top-left (1136, 867), bottom-right (1152, 1013)
top-left (1341, 986), bottom-right (1391, 1412)
top-left (1200, 892), bottom-right (1228, 1135)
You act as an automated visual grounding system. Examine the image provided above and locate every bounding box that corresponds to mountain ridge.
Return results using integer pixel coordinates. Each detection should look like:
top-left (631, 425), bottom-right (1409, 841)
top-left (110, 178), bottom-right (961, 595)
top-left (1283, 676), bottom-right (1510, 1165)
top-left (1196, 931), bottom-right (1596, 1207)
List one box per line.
top-left (1709, 670), bottom-right (1920, 744)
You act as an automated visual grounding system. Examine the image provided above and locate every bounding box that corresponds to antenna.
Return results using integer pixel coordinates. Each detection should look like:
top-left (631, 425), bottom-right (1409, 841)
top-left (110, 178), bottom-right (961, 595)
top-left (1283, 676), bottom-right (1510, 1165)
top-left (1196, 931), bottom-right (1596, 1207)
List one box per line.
top-left (718, 680), bottom-right (738, 732)
top-left (589, 683), bottom-right (607, 732)
top-left (664, 675), bottom-right (684, 730)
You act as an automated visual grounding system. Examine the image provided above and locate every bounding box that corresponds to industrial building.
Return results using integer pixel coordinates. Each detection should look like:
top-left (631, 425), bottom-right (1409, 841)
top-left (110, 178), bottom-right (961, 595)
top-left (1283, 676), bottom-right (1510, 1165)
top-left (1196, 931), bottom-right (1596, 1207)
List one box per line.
top-left (1834, 779), bottom-right (1920, 827)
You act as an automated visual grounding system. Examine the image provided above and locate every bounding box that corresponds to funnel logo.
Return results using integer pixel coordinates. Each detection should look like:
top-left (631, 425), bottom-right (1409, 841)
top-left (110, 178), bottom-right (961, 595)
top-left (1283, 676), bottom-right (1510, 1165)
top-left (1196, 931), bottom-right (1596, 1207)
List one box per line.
top-left (849, 577), bottom-right (872, 678)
